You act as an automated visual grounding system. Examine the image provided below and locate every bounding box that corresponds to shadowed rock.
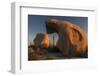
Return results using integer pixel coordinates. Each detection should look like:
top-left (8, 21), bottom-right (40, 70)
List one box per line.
top-left (45, 19), bottom-right (87, 57)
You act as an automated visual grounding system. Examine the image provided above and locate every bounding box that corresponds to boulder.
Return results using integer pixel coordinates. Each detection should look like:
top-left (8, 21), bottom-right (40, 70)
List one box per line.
top-left (34, 33), bottom-right (49, 48)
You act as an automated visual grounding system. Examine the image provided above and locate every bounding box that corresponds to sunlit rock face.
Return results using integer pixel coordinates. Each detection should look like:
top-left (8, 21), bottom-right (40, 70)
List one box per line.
top-left (45, 19), bottom-right (87, 57)
top-left (34, 33), bottom-right (49, 48)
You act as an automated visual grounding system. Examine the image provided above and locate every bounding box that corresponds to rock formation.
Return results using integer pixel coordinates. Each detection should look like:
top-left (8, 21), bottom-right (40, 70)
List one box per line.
top-left (45, 19), bottom-right (87, 57)
top-left (34, 33), bottom-right (49, 48)
top-left (28, 45), bottom-right (48, 60)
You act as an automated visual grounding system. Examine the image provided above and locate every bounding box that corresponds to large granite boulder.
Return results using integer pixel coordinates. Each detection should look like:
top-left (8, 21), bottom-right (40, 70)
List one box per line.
top-left (45, 19), bottom-right (87, 57)
top-left (34, 33), bottom-right (49, 48)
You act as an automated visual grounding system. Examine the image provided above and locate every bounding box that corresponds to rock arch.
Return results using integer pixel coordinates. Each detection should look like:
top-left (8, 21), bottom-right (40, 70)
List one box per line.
top-left (45, 19), bottom-right (87, 57)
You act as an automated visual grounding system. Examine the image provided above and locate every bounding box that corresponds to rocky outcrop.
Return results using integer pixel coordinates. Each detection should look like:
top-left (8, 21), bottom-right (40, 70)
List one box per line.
top-left (45, 19), bottom-right (87, 57)
top-left (28, 45), bottom-right (63, 60)
top-left (34, 33), bottom-right (49, 48)
top-left (28, 45), bottom-right (48, 60)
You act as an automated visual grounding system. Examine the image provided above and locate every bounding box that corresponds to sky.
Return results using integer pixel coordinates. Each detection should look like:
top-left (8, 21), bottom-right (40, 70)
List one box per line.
top-left (28, 15), bottom-right (88, 45)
